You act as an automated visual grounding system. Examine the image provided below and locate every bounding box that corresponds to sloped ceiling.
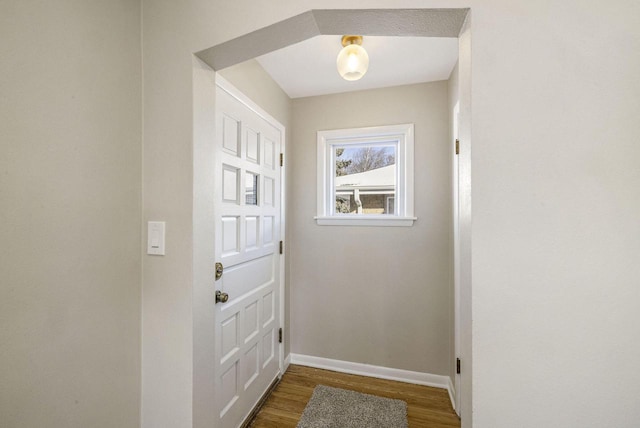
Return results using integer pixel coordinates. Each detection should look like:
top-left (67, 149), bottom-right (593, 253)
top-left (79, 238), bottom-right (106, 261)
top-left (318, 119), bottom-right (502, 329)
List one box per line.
top-left (196, 8), bottom-right (467, 98)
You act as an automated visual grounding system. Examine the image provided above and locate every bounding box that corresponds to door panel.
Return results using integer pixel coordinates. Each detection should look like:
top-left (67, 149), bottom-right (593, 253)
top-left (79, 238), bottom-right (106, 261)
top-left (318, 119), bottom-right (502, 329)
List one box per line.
top-left (214, 83), bottom-right (281, 428)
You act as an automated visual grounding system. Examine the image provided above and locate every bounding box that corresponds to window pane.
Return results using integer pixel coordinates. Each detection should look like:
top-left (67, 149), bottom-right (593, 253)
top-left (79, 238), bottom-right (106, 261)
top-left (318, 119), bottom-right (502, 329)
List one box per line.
top-left (334, 145), bottom-right (396, 215)
top-left (245, 172), bottom-right (258, 205)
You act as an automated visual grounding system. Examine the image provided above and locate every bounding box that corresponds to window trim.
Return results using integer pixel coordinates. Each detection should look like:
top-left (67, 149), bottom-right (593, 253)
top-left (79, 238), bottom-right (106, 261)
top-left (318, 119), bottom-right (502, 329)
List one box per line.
top-left (315, 123), bottom-right (416, 227)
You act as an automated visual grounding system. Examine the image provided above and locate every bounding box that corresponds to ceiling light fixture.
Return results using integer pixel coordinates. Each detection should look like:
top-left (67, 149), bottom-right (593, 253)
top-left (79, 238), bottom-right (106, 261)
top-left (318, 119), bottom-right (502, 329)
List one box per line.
top-left (336, 35), bottom-right (369, 81)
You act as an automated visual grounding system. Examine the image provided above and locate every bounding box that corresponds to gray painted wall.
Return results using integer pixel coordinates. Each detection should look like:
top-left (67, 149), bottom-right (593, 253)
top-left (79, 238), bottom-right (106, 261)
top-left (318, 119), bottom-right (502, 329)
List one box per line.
top-left (0, 1), bottom-right (141, 427)
top-left (289, 82), bottom-right (452, 375)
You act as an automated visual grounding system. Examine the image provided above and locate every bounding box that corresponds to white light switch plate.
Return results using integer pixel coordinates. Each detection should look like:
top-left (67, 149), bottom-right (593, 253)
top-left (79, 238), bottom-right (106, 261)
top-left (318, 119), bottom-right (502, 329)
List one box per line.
top-left (147, 221), bottom-right (165, 255)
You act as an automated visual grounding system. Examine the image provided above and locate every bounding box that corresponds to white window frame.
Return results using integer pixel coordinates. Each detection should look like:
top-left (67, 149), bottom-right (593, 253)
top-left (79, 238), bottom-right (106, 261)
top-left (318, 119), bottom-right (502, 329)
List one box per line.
top-left (386, 196), bottom-right (395, 215)
top-left (315, 123), bottom-right (416, 227)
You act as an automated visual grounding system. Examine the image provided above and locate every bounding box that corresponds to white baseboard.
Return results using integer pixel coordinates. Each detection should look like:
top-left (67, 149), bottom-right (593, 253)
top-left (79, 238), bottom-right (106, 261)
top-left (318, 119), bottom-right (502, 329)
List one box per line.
top-left (284, 353), bottom-right (291, 371)
top-left (289, 353), bottom-right (454, 407)
top-left (447, 376), bottom-right (457, 412)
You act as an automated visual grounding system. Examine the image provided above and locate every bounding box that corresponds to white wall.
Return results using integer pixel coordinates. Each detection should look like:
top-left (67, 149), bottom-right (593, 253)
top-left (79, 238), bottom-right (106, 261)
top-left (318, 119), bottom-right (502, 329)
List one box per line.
top-left (470, 3), bottom-right (640, 426)
top-left (0, 1), bottom-right (142, 427)
top-left (141, 1), bottom-right (640, 427)
top-left (289, 82), bottom-right (452, 376)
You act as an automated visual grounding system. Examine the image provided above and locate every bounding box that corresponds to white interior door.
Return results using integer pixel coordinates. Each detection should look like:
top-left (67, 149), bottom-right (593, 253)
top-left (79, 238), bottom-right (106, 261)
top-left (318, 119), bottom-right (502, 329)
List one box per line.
top-left (452, 102), bottom-right (461, 416)
top-left (213, 79), bottom-right (282, 428)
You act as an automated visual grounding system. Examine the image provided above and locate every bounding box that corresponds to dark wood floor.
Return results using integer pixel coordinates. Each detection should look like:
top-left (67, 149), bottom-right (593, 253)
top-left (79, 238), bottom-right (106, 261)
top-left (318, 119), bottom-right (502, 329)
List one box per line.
top-left (248, 364), bottom-right (460, 427)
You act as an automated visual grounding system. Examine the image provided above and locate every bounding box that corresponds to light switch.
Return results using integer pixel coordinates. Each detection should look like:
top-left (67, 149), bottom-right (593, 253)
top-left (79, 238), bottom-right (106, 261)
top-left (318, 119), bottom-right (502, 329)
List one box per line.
top-left (147, 221), bottom-right (165, 255)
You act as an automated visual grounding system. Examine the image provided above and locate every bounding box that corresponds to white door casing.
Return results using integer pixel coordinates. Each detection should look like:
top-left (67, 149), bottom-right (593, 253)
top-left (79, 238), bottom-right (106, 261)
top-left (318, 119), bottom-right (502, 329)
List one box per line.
top-left (453, 102), bottom-right (461, 416)
top-left (213, 77), bottom-right (283, 428)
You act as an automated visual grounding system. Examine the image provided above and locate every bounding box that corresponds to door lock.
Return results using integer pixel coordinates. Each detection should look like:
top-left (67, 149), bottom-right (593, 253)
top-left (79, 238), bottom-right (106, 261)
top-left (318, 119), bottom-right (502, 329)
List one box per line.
top-left (215, 290), bottom-right (229, 304)
top-left (215, 262), bottom-right (223, 280)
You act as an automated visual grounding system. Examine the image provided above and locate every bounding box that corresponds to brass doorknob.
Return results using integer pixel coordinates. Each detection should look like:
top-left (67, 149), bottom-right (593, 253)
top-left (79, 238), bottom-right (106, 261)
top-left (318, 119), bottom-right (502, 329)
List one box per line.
top-left (215, 290), bottom-right (229, 304)
top-left (215, 262), bottom-right (223, 280)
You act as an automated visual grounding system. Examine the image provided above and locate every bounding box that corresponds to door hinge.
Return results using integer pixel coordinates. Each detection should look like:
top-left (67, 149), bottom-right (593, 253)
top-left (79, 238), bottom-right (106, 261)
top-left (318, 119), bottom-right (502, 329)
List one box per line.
top-left (455, 139), bottom-right (460, 155)
top-left (456, 358), bottom-right (461, 374)
top-left (279, 240), bottom-right (283, 254)
top-left (280, 153), bottom-right (283, 167)
top-left (278, 327), bottom-right (283, 343)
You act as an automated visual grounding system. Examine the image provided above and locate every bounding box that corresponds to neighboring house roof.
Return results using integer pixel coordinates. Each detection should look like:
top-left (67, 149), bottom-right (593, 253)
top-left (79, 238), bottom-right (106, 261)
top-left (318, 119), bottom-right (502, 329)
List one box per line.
top-left (335, 165), bottom-right (395, 190)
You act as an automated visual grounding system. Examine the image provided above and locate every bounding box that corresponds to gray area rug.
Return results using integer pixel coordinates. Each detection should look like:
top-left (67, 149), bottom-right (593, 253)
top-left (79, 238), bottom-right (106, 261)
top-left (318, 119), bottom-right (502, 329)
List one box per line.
top-left (297, 385), bottom-right (408, 428)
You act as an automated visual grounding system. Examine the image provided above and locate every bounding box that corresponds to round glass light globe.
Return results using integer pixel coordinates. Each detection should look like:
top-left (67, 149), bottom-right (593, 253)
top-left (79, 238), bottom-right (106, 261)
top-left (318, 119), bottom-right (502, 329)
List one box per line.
top-left (336, 43), bottom-right (369, 81)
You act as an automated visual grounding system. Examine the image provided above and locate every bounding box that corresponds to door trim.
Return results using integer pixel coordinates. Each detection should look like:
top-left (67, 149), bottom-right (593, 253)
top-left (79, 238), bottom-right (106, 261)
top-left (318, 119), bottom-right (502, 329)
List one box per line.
top-left (215, 74), bottom-right (287, 375)
top-left (452, 102), bottom-right (461, 415)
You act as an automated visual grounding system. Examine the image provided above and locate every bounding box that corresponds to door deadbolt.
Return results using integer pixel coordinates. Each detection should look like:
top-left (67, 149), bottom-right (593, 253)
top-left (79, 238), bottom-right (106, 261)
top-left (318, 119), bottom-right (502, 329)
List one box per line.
top-left (215, 262), bottom-right (223, 280)
top-left (215, 290), bottom-right (229, 304)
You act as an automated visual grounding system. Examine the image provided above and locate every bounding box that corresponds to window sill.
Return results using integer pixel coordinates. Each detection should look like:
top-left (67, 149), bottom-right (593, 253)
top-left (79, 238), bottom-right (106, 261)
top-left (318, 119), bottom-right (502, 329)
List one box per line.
top-left (314, 216), bottom-right (417, 227)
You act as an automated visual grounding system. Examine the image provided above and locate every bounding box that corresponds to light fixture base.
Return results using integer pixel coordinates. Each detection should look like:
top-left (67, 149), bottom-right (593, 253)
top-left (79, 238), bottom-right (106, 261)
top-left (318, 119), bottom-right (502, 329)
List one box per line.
top-left (341, 35), bottom-right (363, 47)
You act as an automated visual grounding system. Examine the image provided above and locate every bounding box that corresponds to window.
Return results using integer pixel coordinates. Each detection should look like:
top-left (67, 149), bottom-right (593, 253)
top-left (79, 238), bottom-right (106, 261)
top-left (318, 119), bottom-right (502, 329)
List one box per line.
top-left (245, 172), bottom-right (258, 205)
top-left (316, 124), bottom-right (415, 226)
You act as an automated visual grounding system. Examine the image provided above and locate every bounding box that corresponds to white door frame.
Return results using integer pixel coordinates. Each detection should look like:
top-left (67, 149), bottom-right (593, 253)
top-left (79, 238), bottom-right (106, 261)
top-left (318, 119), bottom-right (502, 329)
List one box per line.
top-left (215, 75), bottom-right (287, 377)
top-left (452, 101), bottom-right (461, 415)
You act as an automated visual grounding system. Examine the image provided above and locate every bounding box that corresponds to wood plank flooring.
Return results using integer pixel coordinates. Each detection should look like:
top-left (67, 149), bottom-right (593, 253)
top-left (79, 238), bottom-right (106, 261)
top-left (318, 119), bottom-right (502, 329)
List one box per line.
top-left (248, 364), bottom-right (460, 428)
